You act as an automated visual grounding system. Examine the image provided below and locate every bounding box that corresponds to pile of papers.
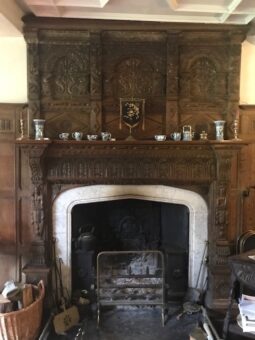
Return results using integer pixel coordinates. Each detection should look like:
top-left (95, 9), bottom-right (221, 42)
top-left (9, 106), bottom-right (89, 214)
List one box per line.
top-left (238, 294), bottom-right (255, 333)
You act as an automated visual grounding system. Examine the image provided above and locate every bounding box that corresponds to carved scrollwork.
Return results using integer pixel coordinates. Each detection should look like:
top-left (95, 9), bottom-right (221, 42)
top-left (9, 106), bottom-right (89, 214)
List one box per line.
top-left (27, 145), bottom-right (48, 240)
top-left (213, 149), bottom-right (235, 240)
top-left (41, 48), bottom-right (90, 99)
top-left (27, 39), bottom-right (40, 99)
top-left (115, 57), bottom-right (154, 98)
top-left (212, 243), bottom-right (231, 265)
top-left (214, 277), bottom-right (230, 298)
top-left (47, 150), bottom-right (216, 184)
top-left (166, 34), bottom-right (179, 99)
top-left (32, 184), bottom-right (44, 238)
top-left (90, 32), bottom-right (102, 96)
top-left (189, 57), bottom-right (217, 100)
top-left (29, 156), bottom-right (43, 184)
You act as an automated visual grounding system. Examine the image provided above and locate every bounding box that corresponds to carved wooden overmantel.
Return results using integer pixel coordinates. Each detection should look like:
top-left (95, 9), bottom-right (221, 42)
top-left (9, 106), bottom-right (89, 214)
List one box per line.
top-left (22, 16), bottom-right (248, 141)
top-left (16, 139), bottom-right (246, 308)
top-left (15, 16), bottom-right (250, 308)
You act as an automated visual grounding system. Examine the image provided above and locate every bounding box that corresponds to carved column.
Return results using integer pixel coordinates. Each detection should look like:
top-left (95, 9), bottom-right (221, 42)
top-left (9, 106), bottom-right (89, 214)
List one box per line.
top-left (165, 32), bottom-right (179, 133)
top-left (207, 145), bottom-right (243, 308)
top-left (90, 31), bottom-right (102, 133)
top-left (24, 31), bottom-right (41, 136)
top-left (227, 31), bottom-right (245, 125)
top-left (21, 142), bottom-right (50, 284)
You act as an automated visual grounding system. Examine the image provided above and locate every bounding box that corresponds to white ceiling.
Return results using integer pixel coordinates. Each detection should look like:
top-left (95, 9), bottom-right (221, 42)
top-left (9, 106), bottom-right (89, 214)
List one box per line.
top-left (1, 0), bottom-right (255, 37)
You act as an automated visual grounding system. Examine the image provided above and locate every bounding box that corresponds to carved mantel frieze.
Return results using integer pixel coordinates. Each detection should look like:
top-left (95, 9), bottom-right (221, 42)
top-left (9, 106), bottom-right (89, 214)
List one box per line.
top-left (45, 141), bottom-right (217, 185)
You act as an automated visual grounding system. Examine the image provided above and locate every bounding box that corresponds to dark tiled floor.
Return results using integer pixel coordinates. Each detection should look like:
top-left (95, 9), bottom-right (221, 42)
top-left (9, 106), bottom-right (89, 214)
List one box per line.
top-left (47, 305), bottom-right (202, 340)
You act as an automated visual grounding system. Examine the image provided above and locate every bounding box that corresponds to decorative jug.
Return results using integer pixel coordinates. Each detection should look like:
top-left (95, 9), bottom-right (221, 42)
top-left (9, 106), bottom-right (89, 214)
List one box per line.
top-left (33, 119), bottom-right (45, 140)
top-left (214, 120), bottom-right (225, 141)
top-left (76, 225), bottom-right (96, 251)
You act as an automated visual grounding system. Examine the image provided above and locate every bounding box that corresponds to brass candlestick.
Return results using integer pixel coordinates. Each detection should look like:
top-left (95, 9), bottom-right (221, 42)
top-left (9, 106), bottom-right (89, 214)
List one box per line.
top-left (17, 118), bottom-right (25, 140)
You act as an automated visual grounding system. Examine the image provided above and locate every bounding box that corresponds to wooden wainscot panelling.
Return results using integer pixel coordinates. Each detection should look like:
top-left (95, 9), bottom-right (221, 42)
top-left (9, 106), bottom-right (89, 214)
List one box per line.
top-left (0, 104), bottom-right (22, 285)
top-left (238, 106), bottom-right (255, 234)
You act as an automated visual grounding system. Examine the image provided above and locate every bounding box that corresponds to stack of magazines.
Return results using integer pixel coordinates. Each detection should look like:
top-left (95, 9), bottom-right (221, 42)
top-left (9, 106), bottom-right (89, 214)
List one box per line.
top-left (238, 294), bottom-right (255, 333)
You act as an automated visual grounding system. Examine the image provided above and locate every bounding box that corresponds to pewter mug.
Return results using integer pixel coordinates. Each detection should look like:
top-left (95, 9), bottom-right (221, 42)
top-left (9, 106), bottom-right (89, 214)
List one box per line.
top-left (170, 132), bottom-right (181, 141)
top-left (182, 125), bottom-right (192, 141)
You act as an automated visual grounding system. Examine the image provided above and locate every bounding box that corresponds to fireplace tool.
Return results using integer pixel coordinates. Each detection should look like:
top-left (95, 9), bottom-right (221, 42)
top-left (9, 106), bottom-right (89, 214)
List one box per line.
top-left (177, 241), bottom-right (208, 320)
top-left (52, 239), bottom-right (79, 334)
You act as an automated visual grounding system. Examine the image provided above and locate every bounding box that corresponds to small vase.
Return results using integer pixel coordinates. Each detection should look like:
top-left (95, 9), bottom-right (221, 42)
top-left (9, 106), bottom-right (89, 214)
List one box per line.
top-left (33, 119), bottom-right (45, 140)
top-left (214, 120), bottom-right (225, 141)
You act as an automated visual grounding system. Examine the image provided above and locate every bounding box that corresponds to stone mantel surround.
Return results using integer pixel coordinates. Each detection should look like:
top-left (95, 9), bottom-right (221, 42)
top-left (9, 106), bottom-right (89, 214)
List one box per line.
top-left (16, 139), bottom-right (246, 308)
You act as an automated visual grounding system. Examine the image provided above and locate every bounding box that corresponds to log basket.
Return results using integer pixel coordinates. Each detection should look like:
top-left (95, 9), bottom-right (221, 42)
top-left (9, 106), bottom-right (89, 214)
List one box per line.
top-left (0, 280), bottom-right (45, 340)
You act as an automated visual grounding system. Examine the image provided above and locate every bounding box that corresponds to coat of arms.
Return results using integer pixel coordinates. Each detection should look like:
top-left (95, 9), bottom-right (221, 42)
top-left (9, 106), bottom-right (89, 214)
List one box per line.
top-left (120, 98), bottom-right (145, 140)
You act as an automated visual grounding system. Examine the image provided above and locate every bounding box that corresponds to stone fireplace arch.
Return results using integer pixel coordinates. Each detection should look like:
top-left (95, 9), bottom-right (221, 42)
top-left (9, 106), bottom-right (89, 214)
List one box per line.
top-left (52, 184), bottom-right (208, 295)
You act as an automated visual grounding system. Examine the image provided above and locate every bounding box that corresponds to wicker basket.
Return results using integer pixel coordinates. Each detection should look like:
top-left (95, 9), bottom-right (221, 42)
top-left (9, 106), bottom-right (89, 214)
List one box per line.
top-left (0, 280), bottom-right (45, 340)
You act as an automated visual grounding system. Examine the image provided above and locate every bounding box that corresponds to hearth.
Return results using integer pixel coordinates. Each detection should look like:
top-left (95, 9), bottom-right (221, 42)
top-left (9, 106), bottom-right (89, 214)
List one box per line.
top-left (71, 199), bottom-right (189, 301)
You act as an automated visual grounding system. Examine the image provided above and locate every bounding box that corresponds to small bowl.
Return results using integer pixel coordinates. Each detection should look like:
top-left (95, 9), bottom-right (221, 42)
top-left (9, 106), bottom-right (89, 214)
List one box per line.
top-left (154, 135), bottom-right (166, 141)
top-left (87, 134), bottom-right (98, 141)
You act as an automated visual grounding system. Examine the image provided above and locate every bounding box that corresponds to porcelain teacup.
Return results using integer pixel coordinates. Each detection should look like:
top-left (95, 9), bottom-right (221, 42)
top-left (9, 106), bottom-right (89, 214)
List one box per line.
top-left (59, 132), bottom-right (69, 140)
top-left (72, 131), bottom-right (83, 141)
top-left (170, 132), bottom-right (182, 141)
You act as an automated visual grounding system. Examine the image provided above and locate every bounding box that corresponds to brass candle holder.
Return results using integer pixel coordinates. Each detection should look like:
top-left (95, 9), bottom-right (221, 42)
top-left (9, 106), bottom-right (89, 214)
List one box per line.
top-left (17, 118), bottom-right (25, 140)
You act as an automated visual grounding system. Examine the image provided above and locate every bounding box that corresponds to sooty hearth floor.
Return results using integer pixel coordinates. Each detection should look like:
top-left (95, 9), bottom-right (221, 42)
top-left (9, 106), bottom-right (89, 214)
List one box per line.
top-left (48, 305), bottom-right (202, 340)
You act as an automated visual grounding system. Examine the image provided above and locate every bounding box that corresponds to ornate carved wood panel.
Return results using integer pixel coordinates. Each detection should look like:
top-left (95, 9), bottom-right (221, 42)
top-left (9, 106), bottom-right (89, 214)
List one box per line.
top-left (23, 17), bottom-right (247, 141)
top-left (101, 31), bottom-right (167, 139)
top-left (0, 104), bottom-right (21, 286)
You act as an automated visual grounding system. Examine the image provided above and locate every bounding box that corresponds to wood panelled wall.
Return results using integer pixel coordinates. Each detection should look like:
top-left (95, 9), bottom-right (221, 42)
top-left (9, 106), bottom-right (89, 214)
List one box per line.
top-left (239, 105), bottom-right (255, 233)
top-left (0, 104), bottom-right (21, 287)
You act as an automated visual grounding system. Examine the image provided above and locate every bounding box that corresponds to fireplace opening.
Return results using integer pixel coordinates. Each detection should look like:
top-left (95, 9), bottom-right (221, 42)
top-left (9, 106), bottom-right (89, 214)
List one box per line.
top-left (71, 199), bottom-right (189, 302)
top-left (52, 184), bottom-right (208, 307)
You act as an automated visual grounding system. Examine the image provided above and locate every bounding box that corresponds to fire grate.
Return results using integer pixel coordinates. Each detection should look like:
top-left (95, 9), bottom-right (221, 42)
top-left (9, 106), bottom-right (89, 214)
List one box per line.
top-left (97, 250), bottom-right (165, 327)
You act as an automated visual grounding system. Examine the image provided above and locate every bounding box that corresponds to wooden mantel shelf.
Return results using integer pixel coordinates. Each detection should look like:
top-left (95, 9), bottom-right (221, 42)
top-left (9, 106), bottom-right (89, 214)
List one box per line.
top-left (15, 138), bottom-right (248, 147)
